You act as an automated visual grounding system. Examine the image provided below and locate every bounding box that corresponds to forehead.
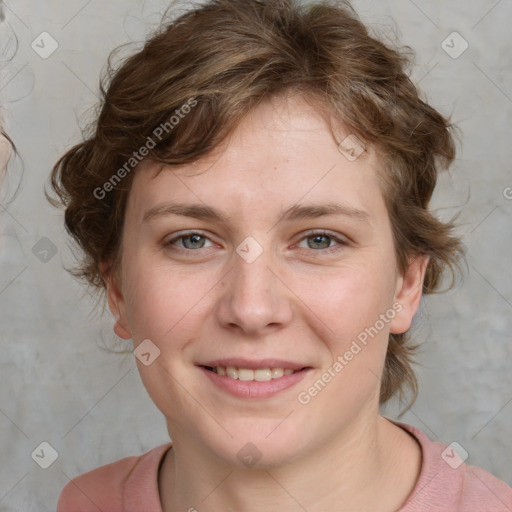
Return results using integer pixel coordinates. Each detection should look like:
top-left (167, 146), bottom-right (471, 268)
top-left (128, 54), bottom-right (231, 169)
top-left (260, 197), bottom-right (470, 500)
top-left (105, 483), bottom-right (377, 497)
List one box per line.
top-left (126, 94), bottom-right (387, 226)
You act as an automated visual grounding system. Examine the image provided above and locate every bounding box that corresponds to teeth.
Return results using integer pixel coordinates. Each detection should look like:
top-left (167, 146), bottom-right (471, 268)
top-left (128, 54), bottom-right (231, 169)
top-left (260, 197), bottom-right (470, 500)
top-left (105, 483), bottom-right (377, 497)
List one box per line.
top-left (214, 366), bottom-right (297, 381)
top-left (238, 368), bottom-right (254, 381)
top-left (271, 368), bottom-right (284, 378)
top-left (255, 368), bottom-right (272, 381)
top-left (226, 366), bottom-right (238, 379)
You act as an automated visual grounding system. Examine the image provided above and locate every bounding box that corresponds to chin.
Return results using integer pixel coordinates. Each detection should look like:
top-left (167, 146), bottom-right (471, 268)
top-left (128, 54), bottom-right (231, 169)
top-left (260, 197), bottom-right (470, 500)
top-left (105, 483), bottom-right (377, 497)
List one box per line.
top-left (210, 419), bottom-right (306, 468)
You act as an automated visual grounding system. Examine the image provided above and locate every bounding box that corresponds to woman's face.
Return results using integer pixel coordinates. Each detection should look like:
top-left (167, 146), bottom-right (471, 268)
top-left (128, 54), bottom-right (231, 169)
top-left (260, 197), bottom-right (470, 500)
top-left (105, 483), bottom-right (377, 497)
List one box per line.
top-left (106, 94), bottom-right (426, 467)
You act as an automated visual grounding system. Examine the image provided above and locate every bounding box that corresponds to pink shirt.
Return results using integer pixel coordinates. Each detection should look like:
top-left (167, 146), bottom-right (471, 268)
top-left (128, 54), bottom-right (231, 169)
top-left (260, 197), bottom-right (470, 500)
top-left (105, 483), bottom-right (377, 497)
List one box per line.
top-left (58, 421), bottom-right (512, 511)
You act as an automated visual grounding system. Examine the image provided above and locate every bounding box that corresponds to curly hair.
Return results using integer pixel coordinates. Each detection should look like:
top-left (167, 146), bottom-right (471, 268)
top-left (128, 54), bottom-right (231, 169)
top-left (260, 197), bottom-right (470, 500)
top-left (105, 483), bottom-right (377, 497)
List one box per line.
top-left (0, 123), bottom-right (15, 181)
top-left (49, 0), bottom-right (465, 410)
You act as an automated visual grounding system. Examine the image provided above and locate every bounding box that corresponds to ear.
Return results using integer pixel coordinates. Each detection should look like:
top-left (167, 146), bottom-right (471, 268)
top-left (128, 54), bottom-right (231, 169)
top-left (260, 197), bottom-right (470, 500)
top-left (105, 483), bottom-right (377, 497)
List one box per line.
top-left (389, 254), bottom-right (429, 335)
top-left (99, 261), bottom-right (132, 340)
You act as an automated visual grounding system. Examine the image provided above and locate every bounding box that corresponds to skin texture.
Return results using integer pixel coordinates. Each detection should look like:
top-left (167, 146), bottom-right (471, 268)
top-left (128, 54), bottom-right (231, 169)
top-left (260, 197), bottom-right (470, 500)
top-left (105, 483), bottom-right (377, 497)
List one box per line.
top-left (103, 93), bottom-right (428, 511)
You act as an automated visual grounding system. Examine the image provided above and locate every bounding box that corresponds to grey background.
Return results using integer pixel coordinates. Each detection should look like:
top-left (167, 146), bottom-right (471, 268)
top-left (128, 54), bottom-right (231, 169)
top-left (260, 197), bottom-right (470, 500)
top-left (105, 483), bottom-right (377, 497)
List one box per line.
top-left (0, 0), bottom-right (511, 509)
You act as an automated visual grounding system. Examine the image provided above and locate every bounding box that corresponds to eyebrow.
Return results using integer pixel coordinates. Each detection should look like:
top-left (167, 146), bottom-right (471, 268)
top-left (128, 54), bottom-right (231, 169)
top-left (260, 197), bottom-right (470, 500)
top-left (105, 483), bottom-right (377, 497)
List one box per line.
top-left (142, 202), bottom-right (370, 224)
top-left (281, 203), bottom-right (369, 223)
top-left (143, 203), bottom-right (229, 223)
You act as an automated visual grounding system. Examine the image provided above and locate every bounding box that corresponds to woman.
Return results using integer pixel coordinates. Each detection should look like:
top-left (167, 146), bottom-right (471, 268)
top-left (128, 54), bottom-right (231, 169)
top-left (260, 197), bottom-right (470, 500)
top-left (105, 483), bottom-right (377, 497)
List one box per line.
top-left (50, 0), bottom-right (512, 510)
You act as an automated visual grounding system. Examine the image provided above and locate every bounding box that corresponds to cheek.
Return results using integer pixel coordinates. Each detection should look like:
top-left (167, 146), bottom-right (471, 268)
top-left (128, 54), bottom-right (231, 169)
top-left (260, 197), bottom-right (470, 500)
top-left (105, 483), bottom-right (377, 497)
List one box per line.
top-left (303, 266), bottom-right (397, 398)
top-left (310, 263), bottom-right (397, 339)
top-left (120, 253), bottom-right (214, 343)
top-left (120, 257), bottom-right (206, 417)
top-left (310, 274), bottom-right (395, 398)
top-left (294, 274), bottom-right (395, 421)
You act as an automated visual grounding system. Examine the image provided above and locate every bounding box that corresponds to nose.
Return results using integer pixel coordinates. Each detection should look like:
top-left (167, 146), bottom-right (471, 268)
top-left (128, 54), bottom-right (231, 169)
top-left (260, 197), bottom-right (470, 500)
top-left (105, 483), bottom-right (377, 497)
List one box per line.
top-left (215, 243), bottom-right (293, 337)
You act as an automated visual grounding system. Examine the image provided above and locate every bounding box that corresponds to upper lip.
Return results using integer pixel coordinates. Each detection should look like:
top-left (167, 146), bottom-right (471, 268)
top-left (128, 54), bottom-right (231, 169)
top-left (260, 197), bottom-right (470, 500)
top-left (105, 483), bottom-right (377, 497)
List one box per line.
top-left (198, 359), bottom-right (309, 370)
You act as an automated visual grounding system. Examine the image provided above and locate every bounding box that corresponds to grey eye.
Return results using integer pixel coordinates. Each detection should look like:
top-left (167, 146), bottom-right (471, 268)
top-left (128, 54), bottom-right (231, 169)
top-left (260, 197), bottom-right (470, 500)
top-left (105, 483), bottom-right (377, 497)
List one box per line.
top-left (180, 234), bottom-right (208, 249)
top-left (306, 234), bottom-right (333, 249)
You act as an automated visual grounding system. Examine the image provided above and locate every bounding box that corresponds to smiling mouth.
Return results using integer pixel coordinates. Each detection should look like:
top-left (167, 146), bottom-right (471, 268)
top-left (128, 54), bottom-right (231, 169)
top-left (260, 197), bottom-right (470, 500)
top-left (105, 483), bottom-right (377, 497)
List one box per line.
top-left (202, 366), bottom-right (306, 382)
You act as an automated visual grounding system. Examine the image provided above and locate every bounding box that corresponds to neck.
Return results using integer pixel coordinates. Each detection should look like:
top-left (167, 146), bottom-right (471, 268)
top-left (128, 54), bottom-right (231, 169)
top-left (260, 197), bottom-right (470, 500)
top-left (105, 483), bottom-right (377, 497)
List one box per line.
top-left (159, 413), bottom-right (422, 512)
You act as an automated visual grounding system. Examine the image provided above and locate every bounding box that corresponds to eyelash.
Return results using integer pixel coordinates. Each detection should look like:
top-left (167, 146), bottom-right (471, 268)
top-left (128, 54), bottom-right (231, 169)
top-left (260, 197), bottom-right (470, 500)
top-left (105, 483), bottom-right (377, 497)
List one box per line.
top-left (164, 230), bottom-right (348, 255)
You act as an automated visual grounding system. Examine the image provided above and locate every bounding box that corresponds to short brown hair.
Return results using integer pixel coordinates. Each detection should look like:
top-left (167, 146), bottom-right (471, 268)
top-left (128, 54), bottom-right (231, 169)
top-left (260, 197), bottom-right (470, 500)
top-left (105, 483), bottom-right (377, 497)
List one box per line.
top-left (49, 0), bottom-right (465, 409)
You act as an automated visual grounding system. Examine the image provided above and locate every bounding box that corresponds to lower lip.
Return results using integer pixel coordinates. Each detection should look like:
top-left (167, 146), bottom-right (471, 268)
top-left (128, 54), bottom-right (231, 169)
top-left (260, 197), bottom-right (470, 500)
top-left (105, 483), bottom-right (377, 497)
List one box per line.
top-left (200, 367), bottom-right (310, 399)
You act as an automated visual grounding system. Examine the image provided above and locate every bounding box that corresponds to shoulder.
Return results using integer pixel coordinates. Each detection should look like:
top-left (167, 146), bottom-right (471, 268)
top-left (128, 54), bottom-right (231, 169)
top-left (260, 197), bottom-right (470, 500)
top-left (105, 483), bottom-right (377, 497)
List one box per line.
top-left (57, 444), bottom-right (171, 512)
top-left (392, 420), bottom-right (512, 512)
